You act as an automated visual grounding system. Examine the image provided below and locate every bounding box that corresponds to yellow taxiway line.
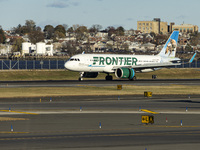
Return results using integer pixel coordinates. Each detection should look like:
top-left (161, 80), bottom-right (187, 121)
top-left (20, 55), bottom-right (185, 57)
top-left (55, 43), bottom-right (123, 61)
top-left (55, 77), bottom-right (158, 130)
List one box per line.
top-left (141, 109), bottom-right (159, 114)
top-left (0, 110), bottom-right (38, 115)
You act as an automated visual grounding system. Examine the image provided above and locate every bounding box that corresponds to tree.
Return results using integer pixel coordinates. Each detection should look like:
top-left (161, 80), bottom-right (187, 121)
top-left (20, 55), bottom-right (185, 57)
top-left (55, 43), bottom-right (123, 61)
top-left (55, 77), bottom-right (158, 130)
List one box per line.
top-left (25, 20), bottom-right (36, 33)
top-left (13, 24), bottom-right (22, 35)
top-left (116, 26), bottom-right (125, 36)
top-left (106, 26), bottom-right (116, 37)
top-left (0, 27), bottom-right (6, 44)
top-left (54, 30), bottom-right (66, 39)
top-left (28, 30), bottom-right (44, 44)
top-left (62, 41), bottom-right (76, 57)
top-left (89, 24), bottom-right (102, 35)
top-left (67, 27), bottom-right (74, 33)
top-left (54, 25), bottom-right (66, 36)
top-left (63, 24), bottom-right (68, 31)
top-left (11, 38), bottom-right (24, 52)
top-left (13, 20), bottom-right (38, 35)
top-left (74, 25), bottom-right (88, 41)
top-left (43, 25), bottom-right (54, 39)
top-left (53, 25), bottom-right (66, 40)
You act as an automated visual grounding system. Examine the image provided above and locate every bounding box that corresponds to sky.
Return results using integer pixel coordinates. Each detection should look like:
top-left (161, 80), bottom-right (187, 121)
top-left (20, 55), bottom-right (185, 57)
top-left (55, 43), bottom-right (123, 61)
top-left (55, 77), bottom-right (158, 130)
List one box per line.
top-left (0, 0), bottom-right (200, 31)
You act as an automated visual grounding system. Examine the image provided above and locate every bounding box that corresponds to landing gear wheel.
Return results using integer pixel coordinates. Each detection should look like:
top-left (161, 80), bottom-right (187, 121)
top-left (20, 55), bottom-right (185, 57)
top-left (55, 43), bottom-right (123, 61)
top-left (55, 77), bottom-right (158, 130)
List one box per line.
top-left (130, 76), bottom-right (136, 81)
top-left (105, 75), bottom-right (113, 81)
top-left (79, 72), bottom-right (84, 81)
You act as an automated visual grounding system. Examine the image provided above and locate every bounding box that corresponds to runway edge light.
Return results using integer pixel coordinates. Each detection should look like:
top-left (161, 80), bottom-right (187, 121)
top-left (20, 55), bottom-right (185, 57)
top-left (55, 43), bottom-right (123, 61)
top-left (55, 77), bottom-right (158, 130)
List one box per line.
top-left (99, 122), bottom-right (101, 129)
top-left (11, 124), bottom-right (13, 132)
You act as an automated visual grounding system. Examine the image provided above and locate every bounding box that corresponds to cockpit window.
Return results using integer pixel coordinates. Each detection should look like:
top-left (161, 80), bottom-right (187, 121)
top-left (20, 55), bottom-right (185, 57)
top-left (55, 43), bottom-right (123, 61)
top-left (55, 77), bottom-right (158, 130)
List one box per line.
top-left (70, 58), bottom-right (80, 61)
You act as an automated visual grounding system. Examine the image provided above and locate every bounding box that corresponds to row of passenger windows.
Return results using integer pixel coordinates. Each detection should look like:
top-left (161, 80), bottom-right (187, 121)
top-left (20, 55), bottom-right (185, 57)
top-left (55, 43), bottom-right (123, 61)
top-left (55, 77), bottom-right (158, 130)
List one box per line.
top-left (70, 58), bottom-right (80, 61)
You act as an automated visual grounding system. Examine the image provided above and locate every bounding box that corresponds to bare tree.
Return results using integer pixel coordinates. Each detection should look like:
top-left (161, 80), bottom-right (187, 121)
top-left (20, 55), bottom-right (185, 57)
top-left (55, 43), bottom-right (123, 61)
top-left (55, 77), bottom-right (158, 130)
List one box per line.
top-left (28, 30), bottom-right (44, 44)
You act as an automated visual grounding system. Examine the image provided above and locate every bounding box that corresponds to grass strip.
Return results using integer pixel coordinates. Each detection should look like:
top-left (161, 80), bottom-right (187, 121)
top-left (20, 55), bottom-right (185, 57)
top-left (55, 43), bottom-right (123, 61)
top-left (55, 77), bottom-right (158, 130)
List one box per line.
top-left (0, 68), bottom-right (199, 81)
top-left (0, 85), bottom-right (199, 98)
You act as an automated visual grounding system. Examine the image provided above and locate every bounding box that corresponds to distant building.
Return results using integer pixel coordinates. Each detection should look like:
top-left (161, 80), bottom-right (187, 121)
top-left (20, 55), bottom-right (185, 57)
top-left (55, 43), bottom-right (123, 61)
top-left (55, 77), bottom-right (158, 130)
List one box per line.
top-left (137, 18), bottom-right (199, 34)
top-left (22, 42), bottom-right (54, 56)
top-left (137, 18), bottom-right (168, 34)
top-left (172, 24), bottom-right (198, 33)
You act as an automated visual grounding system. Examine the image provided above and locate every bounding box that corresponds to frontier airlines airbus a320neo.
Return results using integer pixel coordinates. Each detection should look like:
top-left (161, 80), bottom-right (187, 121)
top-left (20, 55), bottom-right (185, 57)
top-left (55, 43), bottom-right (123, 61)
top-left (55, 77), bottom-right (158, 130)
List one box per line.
top-left (64, 31), bottom-right (196, 81)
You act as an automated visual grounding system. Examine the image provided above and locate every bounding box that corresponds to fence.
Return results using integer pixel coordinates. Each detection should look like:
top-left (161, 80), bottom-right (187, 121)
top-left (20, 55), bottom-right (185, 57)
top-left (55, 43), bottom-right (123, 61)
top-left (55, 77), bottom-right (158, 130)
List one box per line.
top-left (0, 60), bottom-right (66, 70)
top-left (0, 60), bottom-right (199, 70)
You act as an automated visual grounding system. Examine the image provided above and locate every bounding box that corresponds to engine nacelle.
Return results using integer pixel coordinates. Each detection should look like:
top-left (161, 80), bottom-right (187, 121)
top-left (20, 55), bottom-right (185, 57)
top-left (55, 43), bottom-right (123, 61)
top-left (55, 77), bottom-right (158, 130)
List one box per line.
top-left (82, 72), bottom-right (98, 78)
top-left (115, 68), bottom-right (135, 80)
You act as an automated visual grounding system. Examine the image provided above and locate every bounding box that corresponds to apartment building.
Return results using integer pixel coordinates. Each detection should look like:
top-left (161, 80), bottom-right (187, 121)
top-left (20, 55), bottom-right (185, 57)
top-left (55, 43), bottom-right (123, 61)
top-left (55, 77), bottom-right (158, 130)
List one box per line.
top-left (137, 18), bottom-right (168, 34)
top-left (172, 24), bottom-right (198, 33)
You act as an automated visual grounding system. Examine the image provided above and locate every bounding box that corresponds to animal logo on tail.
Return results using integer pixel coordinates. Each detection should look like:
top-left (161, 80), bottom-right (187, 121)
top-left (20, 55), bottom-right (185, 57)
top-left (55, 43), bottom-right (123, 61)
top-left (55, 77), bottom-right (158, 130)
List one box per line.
top-left (165, 38), bottom-right (177, 56)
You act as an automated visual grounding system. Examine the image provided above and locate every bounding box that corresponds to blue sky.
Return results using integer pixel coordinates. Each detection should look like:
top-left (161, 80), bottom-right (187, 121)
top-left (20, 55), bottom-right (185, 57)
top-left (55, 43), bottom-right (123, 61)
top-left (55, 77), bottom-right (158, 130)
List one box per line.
top-left (0, 0), bottom-right (199, 30)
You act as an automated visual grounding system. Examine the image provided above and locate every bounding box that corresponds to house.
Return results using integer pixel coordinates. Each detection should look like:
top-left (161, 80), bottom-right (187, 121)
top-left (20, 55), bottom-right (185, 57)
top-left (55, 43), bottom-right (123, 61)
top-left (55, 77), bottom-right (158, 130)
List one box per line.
top-left (22, 42), bottom-right (54, 56)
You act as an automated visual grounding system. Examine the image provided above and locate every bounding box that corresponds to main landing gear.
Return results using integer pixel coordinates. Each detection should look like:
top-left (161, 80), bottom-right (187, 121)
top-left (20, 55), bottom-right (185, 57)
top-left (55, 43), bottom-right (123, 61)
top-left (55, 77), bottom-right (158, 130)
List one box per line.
top-left (129, 76), bottom-right (137, 81)
top-left (105, 74), bottom-right (113, 81)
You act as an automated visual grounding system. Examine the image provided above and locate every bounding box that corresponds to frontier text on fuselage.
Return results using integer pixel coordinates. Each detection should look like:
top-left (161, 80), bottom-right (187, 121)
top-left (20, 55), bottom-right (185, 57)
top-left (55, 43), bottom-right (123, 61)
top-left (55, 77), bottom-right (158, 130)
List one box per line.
top-left (92, 57), bottom-right (138, 66)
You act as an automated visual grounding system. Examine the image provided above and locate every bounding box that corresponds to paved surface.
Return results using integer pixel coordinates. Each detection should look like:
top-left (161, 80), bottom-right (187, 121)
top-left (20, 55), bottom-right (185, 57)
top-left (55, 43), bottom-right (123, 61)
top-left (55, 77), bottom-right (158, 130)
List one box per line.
top-left (0, 79), bottom-right (199, 149)
top-left (0, 79), bottom-right (200, 88)
top-left (0, 95), bottom-right (200, 149)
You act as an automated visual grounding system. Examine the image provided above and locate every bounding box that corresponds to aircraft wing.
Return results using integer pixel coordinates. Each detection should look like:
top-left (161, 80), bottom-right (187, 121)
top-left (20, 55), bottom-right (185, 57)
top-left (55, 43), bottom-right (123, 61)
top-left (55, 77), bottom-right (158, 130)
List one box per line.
top-left (112, 62), bottom-right (181, 70)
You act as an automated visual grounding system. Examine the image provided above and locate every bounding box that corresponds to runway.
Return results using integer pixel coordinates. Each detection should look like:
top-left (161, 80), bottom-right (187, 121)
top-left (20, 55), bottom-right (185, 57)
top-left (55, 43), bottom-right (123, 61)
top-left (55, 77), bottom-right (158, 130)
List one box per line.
top-left (1, 113), bottom-right (200, 150)
top-left (0, 79), bottom-right (200, 88)
top-left (0, 94), bottom-right (200, 149)
top-left (0, 79), bottom-right (200, 149)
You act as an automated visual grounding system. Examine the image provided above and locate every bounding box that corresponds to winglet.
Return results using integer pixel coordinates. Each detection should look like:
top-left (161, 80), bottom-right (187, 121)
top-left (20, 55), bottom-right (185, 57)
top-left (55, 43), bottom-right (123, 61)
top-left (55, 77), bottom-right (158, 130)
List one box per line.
top-left (189, 52), bottom-right (197, 63)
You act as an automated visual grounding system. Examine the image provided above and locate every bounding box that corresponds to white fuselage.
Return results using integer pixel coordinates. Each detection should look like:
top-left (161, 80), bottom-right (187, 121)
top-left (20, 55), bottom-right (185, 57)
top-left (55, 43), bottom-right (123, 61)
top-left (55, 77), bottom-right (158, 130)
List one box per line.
top-left (64, 54), bottom-right (165, 73)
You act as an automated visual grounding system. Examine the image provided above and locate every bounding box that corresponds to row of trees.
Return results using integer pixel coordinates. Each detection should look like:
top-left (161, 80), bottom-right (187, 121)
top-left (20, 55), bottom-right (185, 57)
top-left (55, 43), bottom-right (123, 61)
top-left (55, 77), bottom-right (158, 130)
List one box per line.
top-left (0, 20), bottom-right (128, 53)
top-left (4, 20), bottom-right (127, 44)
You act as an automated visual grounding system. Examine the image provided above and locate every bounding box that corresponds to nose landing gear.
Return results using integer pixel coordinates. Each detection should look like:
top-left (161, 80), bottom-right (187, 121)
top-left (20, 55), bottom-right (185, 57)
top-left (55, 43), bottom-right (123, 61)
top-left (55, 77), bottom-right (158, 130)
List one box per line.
top-left (79, 72), bottom-right (84, 81)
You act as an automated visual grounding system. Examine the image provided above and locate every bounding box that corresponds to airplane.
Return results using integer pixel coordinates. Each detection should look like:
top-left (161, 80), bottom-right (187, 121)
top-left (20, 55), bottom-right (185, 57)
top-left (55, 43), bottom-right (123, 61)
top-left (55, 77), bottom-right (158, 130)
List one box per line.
top-left (64, 31), bottom-right (196, 81)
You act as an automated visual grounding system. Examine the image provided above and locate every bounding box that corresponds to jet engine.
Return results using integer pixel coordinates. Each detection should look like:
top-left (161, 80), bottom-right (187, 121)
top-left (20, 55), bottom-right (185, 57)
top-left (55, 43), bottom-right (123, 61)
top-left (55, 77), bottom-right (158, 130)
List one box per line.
top-left (115, 68), bottom-right (135, 80)
top-left (82, 72), bottom-right (98, 78)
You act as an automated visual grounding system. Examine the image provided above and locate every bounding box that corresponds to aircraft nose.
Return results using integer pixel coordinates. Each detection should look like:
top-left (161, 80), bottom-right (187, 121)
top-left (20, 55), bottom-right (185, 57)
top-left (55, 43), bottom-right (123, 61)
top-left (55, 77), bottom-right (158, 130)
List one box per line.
top-left (64, 61), bottom-right (75, 71)
top-left (64, 61), bottom-right (70, 69)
